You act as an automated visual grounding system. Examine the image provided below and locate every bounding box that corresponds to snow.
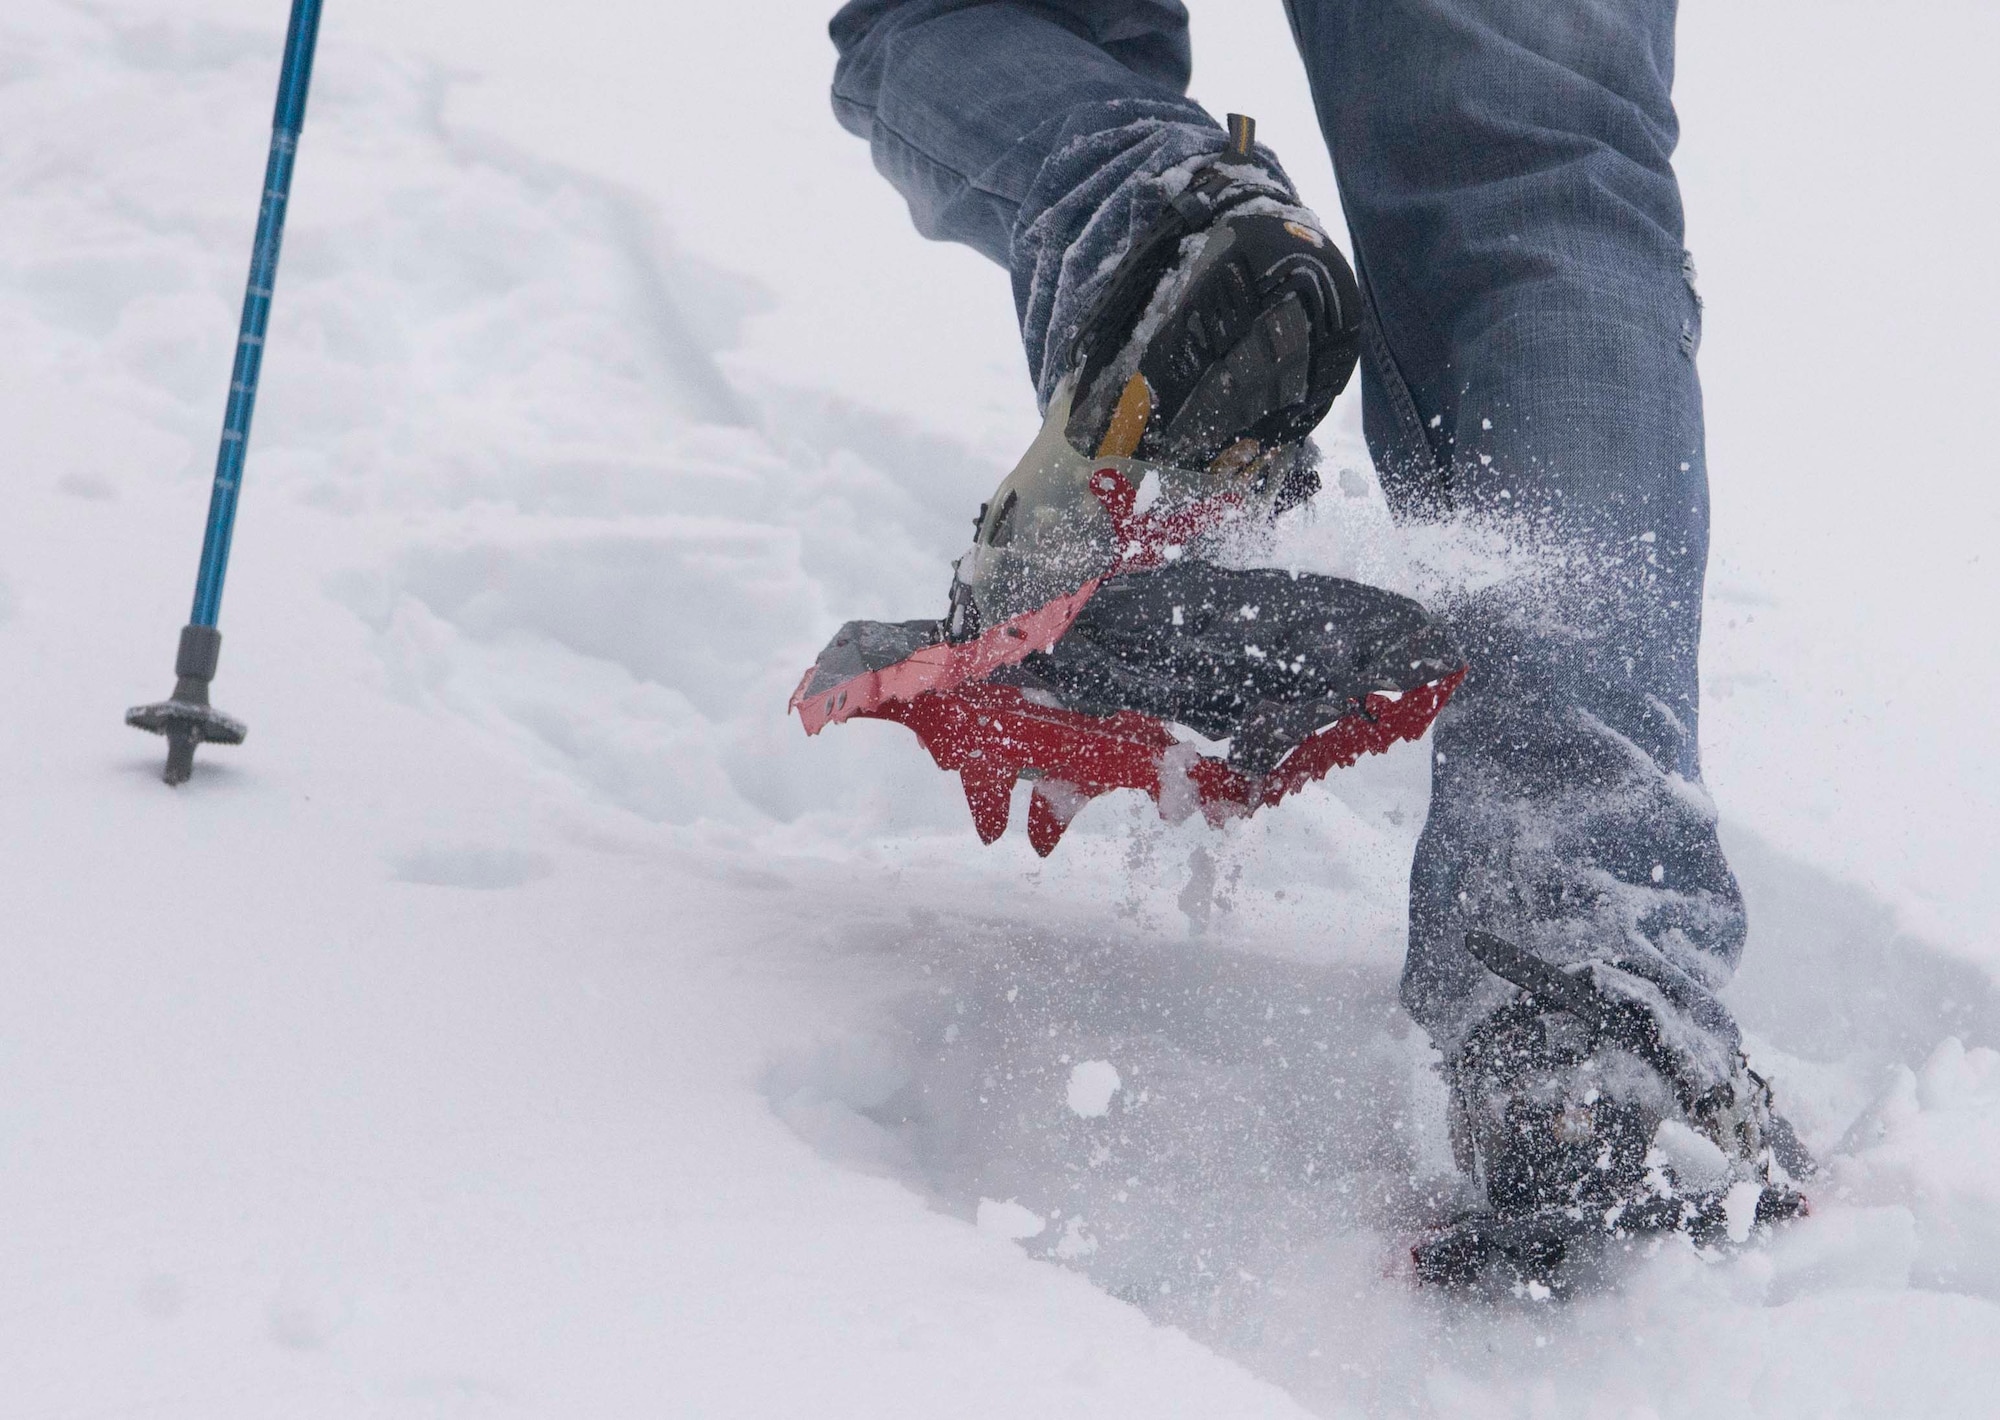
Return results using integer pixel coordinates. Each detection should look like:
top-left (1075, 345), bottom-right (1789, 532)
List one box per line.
top-left (1067, 1059), bottom-right (1124, 1118)
top-left (978, 1198), bottom-right (1050, 1241)
top-left (1, 0), bottom-right (1997, 1416)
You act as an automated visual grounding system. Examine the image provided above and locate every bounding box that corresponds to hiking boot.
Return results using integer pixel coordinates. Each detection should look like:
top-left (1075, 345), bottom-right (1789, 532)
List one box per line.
top-left (945, 114), bottom-right (1363, 643)
top-left (1414, 931), bottom-right (1813, 1288)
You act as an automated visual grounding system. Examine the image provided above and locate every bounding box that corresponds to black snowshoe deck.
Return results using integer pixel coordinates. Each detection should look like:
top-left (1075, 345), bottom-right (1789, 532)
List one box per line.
top-left (791, 558), bottom-right (1463, 853)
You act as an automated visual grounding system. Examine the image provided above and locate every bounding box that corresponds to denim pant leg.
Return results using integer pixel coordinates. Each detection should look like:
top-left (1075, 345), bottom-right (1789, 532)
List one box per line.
top-left (1285, 0), bottom-right (1747, 1085)
top-left (829, 0), bottom-right (1301, 404)
top-left (830, 0), bottom-right (1748, 1089)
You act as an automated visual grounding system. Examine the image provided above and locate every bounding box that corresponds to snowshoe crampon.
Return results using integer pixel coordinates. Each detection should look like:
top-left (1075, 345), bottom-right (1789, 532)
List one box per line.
top-left (1409, 1181), bottom-right (1809, 1294)
top-left (788, 453), bottom-right (1464, 854)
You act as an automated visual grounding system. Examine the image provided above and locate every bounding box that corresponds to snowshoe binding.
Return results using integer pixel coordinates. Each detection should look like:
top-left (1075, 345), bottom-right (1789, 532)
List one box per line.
top-left (790, 116), bottom-right (1465, 853)
top-left (1410, 930), bottom-right (1814, 1292)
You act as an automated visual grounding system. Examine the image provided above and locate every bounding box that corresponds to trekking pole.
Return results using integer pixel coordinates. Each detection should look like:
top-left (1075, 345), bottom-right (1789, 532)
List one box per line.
top-left (126, 0), bottom-right (325, 785)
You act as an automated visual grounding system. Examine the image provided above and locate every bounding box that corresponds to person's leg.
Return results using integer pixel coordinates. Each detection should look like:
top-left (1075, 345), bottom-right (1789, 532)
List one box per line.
top-left (831, 0), bottom-right (1299, 403)
top-left (1283, 0), bottom-right (1746, 1087)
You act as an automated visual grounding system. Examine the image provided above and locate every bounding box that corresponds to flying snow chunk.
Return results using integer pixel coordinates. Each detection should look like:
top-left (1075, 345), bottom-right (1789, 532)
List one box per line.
top-left (1052, 1215), bottom-right (1099, 1259)
top-left (1067, 1060), bottom-right (1122, 1118)
top-left (976, 1198), bottom-right (1047, 1241)
top-left (1723, 1180), bottom-right (1764, 1244)
top-left (1652, 1118), bottom-right (1730, 1189)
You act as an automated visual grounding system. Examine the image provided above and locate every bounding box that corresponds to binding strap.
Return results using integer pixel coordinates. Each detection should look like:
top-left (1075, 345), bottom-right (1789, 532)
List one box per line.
top-left (1226, 112), bottom-right (1255, 157)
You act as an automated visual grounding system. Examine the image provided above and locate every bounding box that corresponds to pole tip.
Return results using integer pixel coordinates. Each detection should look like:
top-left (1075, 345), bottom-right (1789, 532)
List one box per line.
top-left (163, 731), bottom-right (198, 786)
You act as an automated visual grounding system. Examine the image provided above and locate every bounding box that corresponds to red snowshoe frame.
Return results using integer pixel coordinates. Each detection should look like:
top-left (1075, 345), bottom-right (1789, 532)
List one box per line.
top-left (790, 466), bottom-right (1464, 855)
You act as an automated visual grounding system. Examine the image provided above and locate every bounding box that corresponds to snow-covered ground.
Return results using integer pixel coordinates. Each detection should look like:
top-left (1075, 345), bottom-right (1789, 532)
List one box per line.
top-left (3, 0), bottom-right (1997, 1414)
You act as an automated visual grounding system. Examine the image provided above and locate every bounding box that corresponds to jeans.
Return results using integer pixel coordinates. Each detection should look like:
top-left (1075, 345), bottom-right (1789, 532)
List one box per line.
top-left (831, 0), bottom-right (1746, 1088)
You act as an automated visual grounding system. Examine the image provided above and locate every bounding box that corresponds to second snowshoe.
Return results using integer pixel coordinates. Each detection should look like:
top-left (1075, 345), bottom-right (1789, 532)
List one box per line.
top-left (1410, 930), bottom-right (1813, 1291)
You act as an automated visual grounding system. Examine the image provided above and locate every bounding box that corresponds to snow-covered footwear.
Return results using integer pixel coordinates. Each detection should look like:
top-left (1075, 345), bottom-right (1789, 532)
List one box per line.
top-left (1064, 114), bottom-right (1360, 475)
top-left (944, 114), bottom-right (1361, 642)
top-left (1412, 930), bottom-right (1812, 1290)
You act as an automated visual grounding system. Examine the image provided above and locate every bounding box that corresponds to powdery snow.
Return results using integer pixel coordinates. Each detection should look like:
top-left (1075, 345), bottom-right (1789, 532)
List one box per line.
top-left (1068, 1060), bottom-right (1124, 1118)
top-left (2, 1), bottom-right (1997, 1416)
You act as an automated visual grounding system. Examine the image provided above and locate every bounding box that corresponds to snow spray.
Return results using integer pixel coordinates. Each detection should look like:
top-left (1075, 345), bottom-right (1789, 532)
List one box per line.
top-left (126, 0), bottom-right (324, 784)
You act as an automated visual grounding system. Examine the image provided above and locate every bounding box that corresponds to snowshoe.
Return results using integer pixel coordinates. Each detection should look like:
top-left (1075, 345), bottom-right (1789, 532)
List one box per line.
top-left (790, 116), bottom-right (1466, 853)
top-left (1410, 930), bottom-right (1813, 1291)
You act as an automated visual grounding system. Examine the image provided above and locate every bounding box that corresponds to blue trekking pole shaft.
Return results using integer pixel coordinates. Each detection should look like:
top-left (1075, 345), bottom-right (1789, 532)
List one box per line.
top-left (126, 0), bottom-right (324, 785)
top-left (191, 0), bottom-right (323, 627)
